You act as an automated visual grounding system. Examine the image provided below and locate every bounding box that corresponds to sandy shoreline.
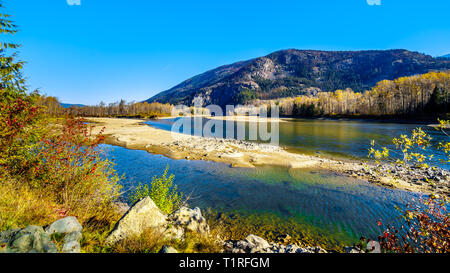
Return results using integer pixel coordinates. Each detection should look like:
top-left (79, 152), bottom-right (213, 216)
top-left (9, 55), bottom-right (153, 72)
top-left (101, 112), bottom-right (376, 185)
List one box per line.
top-left (88, 117), bottom-right (448, 197)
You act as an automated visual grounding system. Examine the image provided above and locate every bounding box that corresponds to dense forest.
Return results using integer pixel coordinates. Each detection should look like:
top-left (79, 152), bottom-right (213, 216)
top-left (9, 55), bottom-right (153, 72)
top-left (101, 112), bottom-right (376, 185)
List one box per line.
top-left (259, 71), bottom-right (450, 119)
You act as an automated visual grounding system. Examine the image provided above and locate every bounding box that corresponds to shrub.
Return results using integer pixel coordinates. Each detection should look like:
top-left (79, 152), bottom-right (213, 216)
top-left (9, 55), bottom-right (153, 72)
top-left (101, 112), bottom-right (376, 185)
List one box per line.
top-left (23, 117), bottom-right (122, 221)
top-left (368, 119), bottom-right (450, 169)
top-left (370, 197), bottom-right (449, 253)
top-left (365, 121), bottom-right (450, 253)
top-left (0, 1), bottom-right (122, 240)
top-left (129, 166), bottom-right (183, 214)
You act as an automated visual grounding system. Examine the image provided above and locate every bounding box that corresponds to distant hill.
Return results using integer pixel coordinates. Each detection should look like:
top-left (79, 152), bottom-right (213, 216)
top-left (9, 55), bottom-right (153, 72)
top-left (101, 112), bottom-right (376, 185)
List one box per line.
top-left (440, 54), bottom-right (450, 59)
top-left (60, 103), bottom-right (85, 108)
top-left (145, 49), bottom-right (450, 107)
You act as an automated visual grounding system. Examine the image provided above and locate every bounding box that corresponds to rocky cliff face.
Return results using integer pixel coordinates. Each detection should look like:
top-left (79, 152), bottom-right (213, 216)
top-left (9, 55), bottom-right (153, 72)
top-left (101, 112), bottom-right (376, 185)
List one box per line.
top-left (146, 49), bottom-right (450, 107)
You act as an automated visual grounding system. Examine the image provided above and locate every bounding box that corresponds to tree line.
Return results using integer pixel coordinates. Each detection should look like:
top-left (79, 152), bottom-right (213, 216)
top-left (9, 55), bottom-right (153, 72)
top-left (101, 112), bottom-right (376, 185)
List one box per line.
top-left (36, 97), bottom-right (173, 118)
top-left (259, 71), bottom-right (450, 118)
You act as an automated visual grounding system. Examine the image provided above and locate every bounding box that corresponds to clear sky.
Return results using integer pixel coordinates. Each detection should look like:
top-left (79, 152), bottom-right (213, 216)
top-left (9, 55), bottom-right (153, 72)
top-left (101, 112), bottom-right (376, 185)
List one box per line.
top-left (5, 0), bottom-right (450, 105)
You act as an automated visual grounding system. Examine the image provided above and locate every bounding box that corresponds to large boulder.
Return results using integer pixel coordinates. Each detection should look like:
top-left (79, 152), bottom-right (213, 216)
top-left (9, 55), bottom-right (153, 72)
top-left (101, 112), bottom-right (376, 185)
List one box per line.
top-left (2, 225), bottom-right (58, 253)
top-left (106, 197), bottom-right (167, 245)
top-left (169, 207), bottom-right (209, 234)
top-left (45, 216), bottom-right (83, 235)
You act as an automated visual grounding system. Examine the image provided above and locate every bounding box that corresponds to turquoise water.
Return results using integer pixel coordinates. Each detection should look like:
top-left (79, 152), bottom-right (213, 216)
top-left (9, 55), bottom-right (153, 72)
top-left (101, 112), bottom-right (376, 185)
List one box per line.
top-left (103, 144), bottom-right (421, 242)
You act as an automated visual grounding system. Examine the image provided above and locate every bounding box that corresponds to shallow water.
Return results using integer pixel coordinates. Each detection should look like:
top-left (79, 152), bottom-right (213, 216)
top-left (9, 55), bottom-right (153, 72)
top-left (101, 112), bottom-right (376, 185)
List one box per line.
top-left (103, 144), bottom-right (422, 244)
top-left (146, 118), bottom-right (448, 166)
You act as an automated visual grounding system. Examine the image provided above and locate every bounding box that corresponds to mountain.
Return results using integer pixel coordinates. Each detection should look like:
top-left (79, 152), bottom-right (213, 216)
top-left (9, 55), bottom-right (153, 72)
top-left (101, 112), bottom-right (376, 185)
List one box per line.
top-left (440, 54), bottom-right (450, 59)
top-left (146, 49), bottom-right (450, 107)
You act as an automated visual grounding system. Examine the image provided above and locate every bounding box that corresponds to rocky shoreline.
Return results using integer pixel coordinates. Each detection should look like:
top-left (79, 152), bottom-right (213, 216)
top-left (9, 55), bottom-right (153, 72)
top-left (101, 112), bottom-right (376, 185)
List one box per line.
top-left (344, 163), bottom-right (450, 197)
top-left (1, 197), bottom-right (350, 253)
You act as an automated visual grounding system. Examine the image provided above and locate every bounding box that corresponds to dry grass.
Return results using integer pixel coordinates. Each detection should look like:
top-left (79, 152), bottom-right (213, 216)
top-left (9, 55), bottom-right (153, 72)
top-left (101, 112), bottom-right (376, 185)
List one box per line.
top-left (0, 174), bottom-right (123, 254)
top-left (111, 224), bottom-right (224, 253)
top-left (111, 228), bottom-right (167, 253)
top-left (0, 179), bottom-right (59, 231)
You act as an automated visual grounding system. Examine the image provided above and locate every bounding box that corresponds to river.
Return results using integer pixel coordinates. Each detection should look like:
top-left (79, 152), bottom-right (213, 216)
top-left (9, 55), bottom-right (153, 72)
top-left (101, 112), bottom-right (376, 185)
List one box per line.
top-left (102, 118), bottom-right (446, 248)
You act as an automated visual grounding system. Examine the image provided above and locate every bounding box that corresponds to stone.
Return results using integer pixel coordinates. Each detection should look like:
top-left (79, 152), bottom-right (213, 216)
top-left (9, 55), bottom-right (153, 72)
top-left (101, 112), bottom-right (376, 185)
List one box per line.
top-left (62, 241), bottom-right (81, 253)
top-left (6, 225), bottom-right (58, 253)
top-left (64, 231), bottom-right (83, 244)
top-left (169, 207), bottom-right (209, 234)
top-left (285, 244), bottom-right (300, 253)
top-left (244, 235), bottom-right (270, 250)
top-left (223, 236), bottom-right (332, 254)
top-left (236, 240), bottom-right (254, 251)
top-left (159, 245), bottom-right (178, 253)
top-left (0, 228), bottom-right (20, 245)
top-left (106, 197), bottom-right (167, 245)
top-left (46, 216), bottom-right (83, 235)
top-left (276, 234), bottom-right (291, 244)
top-left (344, 246), bottom-right (363, 253)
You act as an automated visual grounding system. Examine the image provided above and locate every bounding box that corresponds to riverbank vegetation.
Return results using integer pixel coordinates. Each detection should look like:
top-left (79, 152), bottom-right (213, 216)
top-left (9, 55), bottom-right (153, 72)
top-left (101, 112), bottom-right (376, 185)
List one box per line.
top-left (128, 166), bottom-right (183, 214)
top-left (257, 71), bottom-right (450, 120)
top-left (36, 96), bottom-right (173, 119)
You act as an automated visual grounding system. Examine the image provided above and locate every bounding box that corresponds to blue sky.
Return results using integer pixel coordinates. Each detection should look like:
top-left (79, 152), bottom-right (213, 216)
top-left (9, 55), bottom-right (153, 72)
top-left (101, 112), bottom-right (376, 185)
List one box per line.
top-left (5, 0), bottom-right (450, 105)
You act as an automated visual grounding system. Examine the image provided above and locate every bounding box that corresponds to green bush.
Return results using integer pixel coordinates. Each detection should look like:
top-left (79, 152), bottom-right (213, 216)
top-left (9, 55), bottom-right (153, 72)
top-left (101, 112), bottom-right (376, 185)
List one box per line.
top-left (129, 166), bottom-right (183, 214)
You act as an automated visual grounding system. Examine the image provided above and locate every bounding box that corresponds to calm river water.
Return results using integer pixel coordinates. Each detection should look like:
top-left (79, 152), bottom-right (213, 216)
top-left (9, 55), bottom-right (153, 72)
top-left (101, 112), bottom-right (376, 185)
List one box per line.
top-left (102, 118), bottom-right (446, 245)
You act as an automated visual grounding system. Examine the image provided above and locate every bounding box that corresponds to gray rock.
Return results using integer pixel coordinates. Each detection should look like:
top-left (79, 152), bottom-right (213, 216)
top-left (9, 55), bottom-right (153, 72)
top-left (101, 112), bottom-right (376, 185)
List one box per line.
top-left (62, 241), bottom-right (81, 253)
top-left (224, 235), bottom-right (329, 254)
top-left (159, 245), bottom-right (178, 253)
top-left (6, 225), bottom-right (58, 253)
top-left (285, 244), bottom-right (300, 253)
top-left (64, 231), bottom-right (83, 244)
top-left (169, 207), bottom-right (210, 234)
top-left (344, 246), bottom-right (363, 253)
top-left (46, 216), bottom-right (82, 235)
top-left (244, 235), bottom-right (270, 250)
top-left (0, 228), bottom-right (20, 245)
top-left (105, 197), bottom-right (167, 245)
